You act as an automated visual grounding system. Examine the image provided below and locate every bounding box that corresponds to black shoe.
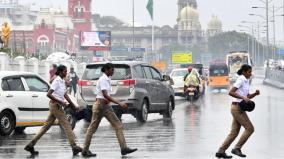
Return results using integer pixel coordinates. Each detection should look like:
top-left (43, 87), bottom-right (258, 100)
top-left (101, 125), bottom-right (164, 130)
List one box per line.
top-left (215, 152), bottom-right (232, 158)
top-left (121, 147), bottom-right (138, 156)
top-left (24, 145), bottom-right (39, 156)
top-left (231, 148), bottom-right (246, 157)
top-left (72, 145), bottom-right (83, 156)
top-left (82, 149), bottom-right (97, 157)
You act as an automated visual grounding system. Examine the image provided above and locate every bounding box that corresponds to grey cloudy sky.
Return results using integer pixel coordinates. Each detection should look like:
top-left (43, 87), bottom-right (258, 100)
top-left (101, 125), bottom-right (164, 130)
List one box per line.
top-left (21, 0), bottom-right (284, 42)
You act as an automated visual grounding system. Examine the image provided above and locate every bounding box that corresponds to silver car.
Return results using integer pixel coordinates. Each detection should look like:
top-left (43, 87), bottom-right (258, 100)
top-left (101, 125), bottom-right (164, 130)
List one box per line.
top-left (79, 61), bottom-right (175, 122)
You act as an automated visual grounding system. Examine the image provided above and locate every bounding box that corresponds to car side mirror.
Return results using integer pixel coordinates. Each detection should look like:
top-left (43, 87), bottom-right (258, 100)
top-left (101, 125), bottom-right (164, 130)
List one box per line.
top-left (163, 75), bottom-right (170, 81)
top-left (163, 75), bottom-right (174, 85)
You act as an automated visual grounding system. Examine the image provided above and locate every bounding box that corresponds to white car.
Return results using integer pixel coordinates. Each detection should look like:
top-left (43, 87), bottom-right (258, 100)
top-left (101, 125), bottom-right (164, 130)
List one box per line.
top-left (169, 68), bottom-right (188, 96)
top-left (0, 71), bottom-right (78, 136)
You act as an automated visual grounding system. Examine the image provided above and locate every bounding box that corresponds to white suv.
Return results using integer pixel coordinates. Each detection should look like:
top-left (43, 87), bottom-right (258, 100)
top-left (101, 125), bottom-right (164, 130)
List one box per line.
top-left (0, 71), bottom-right (77, 135)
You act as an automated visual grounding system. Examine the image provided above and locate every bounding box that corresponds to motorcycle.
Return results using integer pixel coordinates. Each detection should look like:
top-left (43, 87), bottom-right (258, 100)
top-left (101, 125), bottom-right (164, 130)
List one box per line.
top-left (185, 85), bottom-right (199, 103)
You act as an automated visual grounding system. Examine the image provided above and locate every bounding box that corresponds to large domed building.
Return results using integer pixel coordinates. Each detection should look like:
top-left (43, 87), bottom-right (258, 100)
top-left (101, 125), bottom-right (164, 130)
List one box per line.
top-left (176, 0), bottom-right (222, 46)
top-left (207, 15), bottom-right (222, 37)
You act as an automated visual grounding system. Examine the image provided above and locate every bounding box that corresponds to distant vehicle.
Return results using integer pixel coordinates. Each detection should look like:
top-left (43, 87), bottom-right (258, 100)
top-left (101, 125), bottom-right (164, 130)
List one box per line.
top-left (180, 63), bottom-right (206, 94)
top-left (180, 63), bottom-right (206, 78)
top-left (79, 61), bottom-right (175, 122)
top-left (169, 68), bottom-right (188, 96)
top-left (208, 62), bottom-right (230, 90)
top-left (226, 51), bottom-right (252, 83)
top-left (0, 71), bottom-right (78, 136)
top-left (108, 56), bottom-right (128, 61)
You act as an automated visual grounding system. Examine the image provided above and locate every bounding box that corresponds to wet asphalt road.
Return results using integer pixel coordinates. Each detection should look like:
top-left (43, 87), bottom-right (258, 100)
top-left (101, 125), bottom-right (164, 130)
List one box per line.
top-left (0, 77), bottom-right (284, 159)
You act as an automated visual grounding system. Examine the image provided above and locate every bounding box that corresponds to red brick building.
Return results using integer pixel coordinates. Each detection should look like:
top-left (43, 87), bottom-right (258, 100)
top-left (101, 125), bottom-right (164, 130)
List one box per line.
top-left (7, 0), bottom-right (92, 57)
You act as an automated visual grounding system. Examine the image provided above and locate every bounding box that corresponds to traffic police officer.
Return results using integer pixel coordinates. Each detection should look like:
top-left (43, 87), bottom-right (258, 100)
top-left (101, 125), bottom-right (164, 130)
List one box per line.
top-left (24, 65), bottom-right (82, 156)
top-left (82, 63), bottom-right (137, 157)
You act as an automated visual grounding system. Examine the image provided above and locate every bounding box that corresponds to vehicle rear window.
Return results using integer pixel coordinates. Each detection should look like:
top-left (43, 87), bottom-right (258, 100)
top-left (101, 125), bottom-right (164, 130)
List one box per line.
top-left (82, 64), bottom-right (131, 80)
top-left (133, 65), bottom-right (145, 78)
top-left (172, 70), bottom-right (187, 77)
top-left (209, 66), bottom-right (228, 76)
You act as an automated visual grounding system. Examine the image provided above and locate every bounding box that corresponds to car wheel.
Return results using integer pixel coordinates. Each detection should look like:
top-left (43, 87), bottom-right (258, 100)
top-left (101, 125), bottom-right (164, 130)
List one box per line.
top-left (0, 111), bottom-right (15, 136)
top-left (64, 108), bottom-right (77, 130)
top-left (137, 99), bottom-right (148, 123)
top-left (163, 98), bottom-right (173, 119)
top-left (14, 127), bottom-right (26, 134)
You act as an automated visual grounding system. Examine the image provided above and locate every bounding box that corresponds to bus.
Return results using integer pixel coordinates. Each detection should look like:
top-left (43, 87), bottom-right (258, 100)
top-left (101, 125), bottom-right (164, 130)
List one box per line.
top-left (226, 51), bottom-right (252, 83)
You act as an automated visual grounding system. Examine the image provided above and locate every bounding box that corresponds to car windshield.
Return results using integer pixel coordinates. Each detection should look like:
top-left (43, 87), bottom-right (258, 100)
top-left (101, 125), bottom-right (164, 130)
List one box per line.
top-left (82, 64), bottom-right (131, 80)
top-left (172, 70), bottom-right (188, 77)
top-left (209, 66), bottom-right (228, 76)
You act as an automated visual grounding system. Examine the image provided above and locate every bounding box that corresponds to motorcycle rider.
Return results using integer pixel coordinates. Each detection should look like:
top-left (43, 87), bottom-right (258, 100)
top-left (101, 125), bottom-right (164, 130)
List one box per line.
top-left (184, 68), bottom-right (200, 97)
top-left (183, 66), bottom-right (193, 95)
top-left (184, 66), bottom-right (193, 81)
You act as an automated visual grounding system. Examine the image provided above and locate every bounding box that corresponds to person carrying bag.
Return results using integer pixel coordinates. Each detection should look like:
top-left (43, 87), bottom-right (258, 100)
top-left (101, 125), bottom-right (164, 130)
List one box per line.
top-left (215, 64), bottom-right (260, 158)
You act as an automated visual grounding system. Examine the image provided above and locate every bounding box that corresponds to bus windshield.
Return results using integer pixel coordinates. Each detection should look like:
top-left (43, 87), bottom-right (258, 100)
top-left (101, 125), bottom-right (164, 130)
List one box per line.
top-left (226, 53), bottom-right (251, 74)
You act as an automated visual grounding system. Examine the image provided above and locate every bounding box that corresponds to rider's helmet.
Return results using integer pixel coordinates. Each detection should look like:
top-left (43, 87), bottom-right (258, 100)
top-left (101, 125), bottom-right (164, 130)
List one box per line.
top-left (187, 66), bottom-right (193, 73)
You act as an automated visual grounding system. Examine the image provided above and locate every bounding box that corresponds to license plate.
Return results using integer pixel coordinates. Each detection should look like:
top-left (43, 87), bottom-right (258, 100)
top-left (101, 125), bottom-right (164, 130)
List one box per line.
top-left (188, 92), bottom-right (194, 95)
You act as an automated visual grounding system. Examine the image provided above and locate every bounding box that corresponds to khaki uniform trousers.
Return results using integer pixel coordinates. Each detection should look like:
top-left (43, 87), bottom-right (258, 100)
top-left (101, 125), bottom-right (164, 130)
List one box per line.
top-left (218, 104), bottom-right (254, 153)
top-left (28, 102), bottom-right (76, 148)
top-left (83, 99), bottom-right (127, 150)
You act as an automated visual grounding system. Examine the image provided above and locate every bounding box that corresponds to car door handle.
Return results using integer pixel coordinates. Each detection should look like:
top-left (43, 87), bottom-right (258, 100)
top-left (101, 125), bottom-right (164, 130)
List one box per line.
top-left (6, 94), bottom-right (13, 98)
top-left (32, 95), bottom-right (38, 98)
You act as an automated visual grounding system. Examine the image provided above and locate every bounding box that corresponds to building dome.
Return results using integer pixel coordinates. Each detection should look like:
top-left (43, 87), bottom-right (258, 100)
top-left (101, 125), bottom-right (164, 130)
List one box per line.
top-left (207, 15), bottom-right (222, 30)
top-left (180, 5), bottom-right (199, 21)
top-left (178, 0), bottom-right (197, 9)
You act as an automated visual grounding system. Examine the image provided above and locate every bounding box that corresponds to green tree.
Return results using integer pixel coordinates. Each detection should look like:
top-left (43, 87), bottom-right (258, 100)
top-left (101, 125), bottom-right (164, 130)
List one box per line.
top-left (99, 16), bottom-right (124, 27)
top-left (208, 31), bottom-right (248, 57)
top-left (208, 31), bottom-right (270, 66)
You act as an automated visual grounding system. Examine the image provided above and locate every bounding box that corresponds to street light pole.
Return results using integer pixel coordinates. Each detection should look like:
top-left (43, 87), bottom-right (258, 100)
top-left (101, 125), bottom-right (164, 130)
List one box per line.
top-left (282, 0), bottom-right (284, 60)
top-left (132, 0), bottom-right (135, 59)
top-left (272, 5), bottom-right (276, 60)
top-left (266, 0), bottom-right (270, 60)
top-left (252, 25), bottom-right (255, 63)
top-left (257, 21), bottom-right (261, 65)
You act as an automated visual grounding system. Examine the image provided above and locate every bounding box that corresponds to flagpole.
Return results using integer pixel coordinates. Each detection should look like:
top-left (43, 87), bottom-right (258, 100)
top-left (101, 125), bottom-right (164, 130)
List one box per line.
top-left (152, 16), bottom-right (154, 61)
top-left (147, 0), bottom-right (154, 62)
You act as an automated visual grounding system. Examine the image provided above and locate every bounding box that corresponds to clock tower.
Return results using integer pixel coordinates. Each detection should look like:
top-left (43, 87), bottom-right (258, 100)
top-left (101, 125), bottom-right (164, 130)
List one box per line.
top-left (68, 0), bottom-right (92, 35)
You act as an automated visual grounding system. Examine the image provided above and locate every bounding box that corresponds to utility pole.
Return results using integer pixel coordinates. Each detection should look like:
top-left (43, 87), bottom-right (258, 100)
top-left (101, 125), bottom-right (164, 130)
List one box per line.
top-left (257, 21), bottom-right (260, 66)
top-left (283, 0), bottom-right (284, 59)
top-left (132, 0), bottom-right (135, 59)
top-left (266, 0), bottom-right (270, 60)
top-left (273, 5), bottom-right (276, 60)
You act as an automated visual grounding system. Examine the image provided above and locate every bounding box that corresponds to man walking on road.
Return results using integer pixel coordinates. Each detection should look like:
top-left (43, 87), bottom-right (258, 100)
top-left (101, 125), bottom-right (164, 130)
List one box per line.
top-left (69, 67), bottom-right (79, 96)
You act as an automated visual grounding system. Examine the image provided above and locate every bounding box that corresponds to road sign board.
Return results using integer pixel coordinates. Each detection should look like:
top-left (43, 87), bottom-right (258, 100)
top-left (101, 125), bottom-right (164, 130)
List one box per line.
top-left (172, 52), bottom-right (192, 64)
